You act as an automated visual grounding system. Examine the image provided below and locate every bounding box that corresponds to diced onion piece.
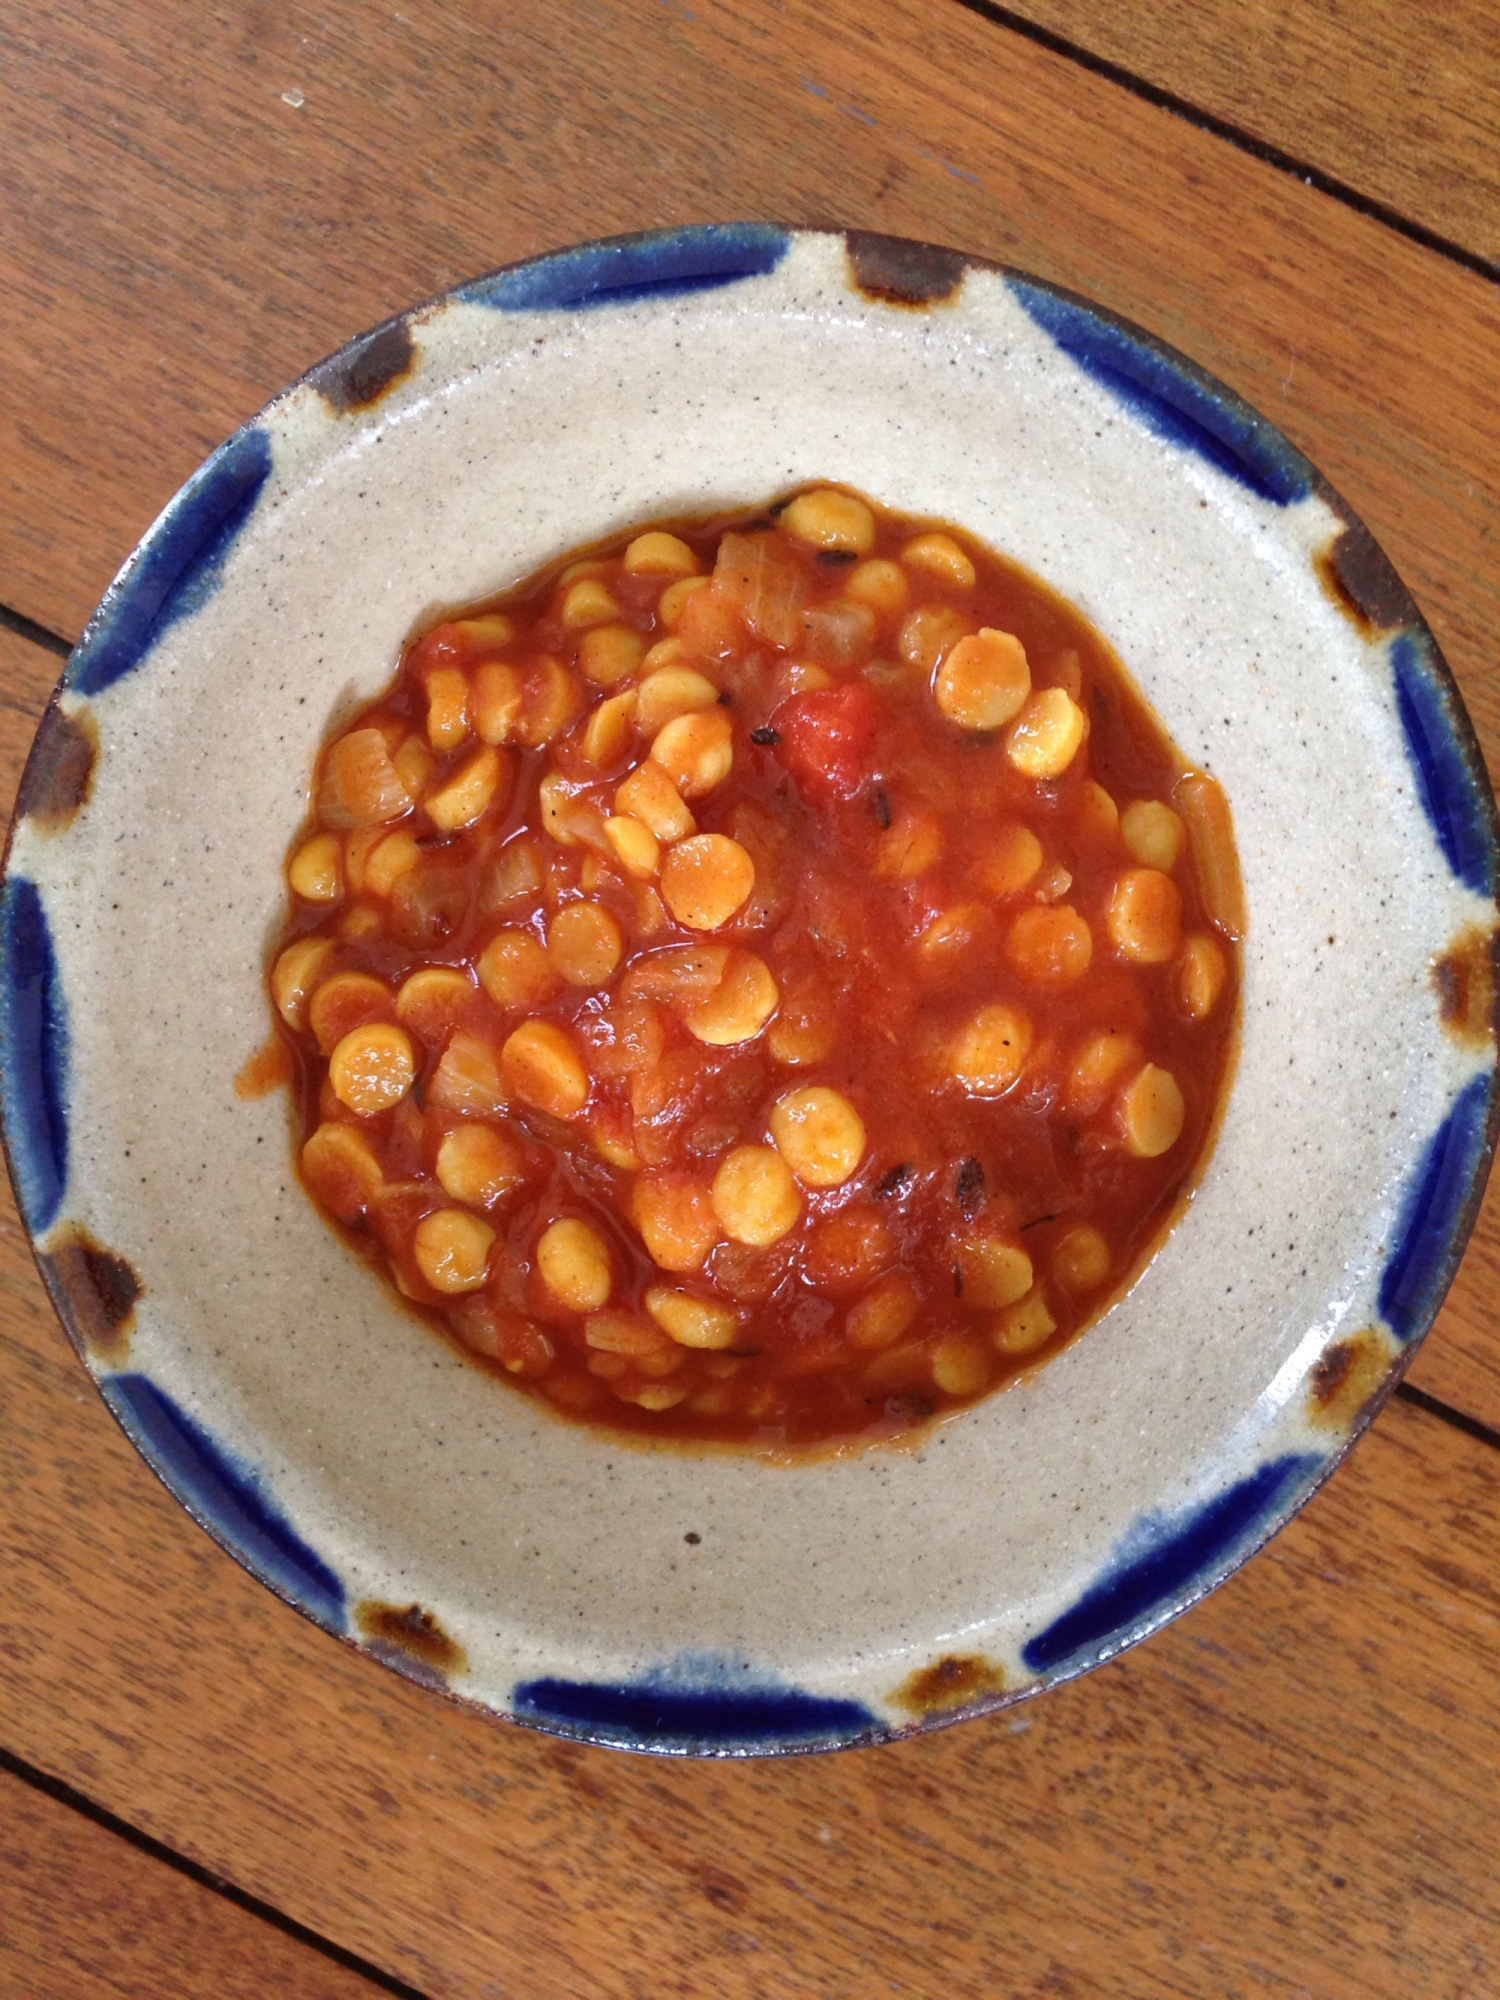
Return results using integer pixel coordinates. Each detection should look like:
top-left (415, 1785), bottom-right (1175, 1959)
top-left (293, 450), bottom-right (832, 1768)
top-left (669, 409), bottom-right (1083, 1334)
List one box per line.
top-left (949, 1004), bottom-right (1032, 1096)
top-left (650, 707), bottom-right (733, 798)
top-left (547, 901), bottom-right (624, 987)
top-left (272, 937), bottom-right (335, 1031)
top-left (320, 728), bottom-right (412, 827)
top-left (1121, 798), bottom-right (1185, 872)
top-left (935, 628), bottom-right (1030, 730)
top-left (501, 1020), bottom-right (590, 1117)
top-left (1005, 687), bottom-right (1086, 779)
top-left (711, 1145), bottom-right (802, 1246)
top-left (1106, 869), bottom-right (1184, 964)
top-left (1177, 932), bottom-right (1229, 1019)
top-left (621, 943), bottom-right (731, 1004)
top-left (660, 833), bottom-right (756, 931)
top-left (1119, 1064), bottom-right (1185, 1158)
top-left (782, 489), bottom-right (875, 554)
top-left (681, 951), bottom-right (779, 1046)
top-left (289, 833), bottom-right (342, 903)
top-left (802, 599), bottom-right (877, 668)
top-left (902, 532), bottom-right (976, 589)
top-left (428, 1030), bottom-right (508, 1117)
top-left (301, 1122), bottom-right (384, 1221)
top-left (644, 1286), bottom-right (738, 1350)
top-left (616, 761), bottom-right (696, 842)
top-left (956, 1237), bottom-right (1033, 1309)
top-left (329, 1022), bottom-right (415, 1115)
top-left (537, 1217), bottom-right (613, 1312)
top-left (994, 1290), bottom-right (1057, 1356)
top-left (426, 745), bottom-right (503, 832)
top-left (478, 929), bottom-right (559, 1009)
top-left (624, 531), bottom-right (699, 577)
top-left (713, 532), bottom-right (806, 648)
top-left (768, 1087), bottom-right (866, 1189)
top-left (414, 1209), bottom-right (495, 1294)
top-left (435, 1122), bottom-right (527, 1206)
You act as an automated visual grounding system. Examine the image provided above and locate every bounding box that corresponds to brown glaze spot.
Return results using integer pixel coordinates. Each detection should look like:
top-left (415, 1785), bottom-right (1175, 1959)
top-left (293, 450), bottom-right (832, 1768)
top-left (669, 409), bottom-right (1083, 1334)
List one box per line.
top-left (310, 318), bottom-right (415, 415)
top-left (1307, 1326), bottom-right (1396, 1431)
top-left (845, 230), bottom-right (968, 308)
top-left (355, 1599), bottom-right (468, 1688)
top-left (39, 1224), bottom-right (142, 1365)
top-left (1313, 522), bottom-right (1415, 636)
top-left (1431, 923), bottom-right (1499, 1053)
top-left (15, 698), bottom-right (98, 836)
top-left (892, 1652), bottom-right (1007, 1717)
top-left (234, 1031), bottom-right (291, 1100)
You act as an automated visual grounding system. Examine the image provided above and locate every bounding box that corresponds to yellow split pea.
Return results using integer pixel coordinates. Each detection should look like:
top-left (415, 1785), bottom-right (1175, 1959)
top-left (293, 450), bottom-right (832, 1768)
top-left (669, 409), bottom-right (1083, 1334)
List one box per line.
top-left (768, 1087), bottom-right (866, 1189)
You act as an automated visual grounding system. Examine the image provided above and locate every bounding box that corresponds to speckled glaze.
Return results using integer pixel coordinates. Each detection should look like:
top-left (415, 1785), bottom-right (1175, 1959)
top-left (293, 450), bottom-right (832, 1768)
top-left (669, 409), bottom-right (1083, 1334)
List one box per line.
top-left (3, 227), bottom-right (1496, 1755)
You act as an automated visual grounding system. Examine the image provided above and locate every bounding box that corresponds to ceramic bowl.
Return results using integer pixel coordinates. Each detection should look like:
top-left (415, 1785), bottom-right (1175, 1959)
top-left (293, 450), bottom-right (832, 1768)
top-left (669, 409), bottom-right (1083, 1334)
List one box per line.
top-left (4, 226), bottom-right (1497, 1756)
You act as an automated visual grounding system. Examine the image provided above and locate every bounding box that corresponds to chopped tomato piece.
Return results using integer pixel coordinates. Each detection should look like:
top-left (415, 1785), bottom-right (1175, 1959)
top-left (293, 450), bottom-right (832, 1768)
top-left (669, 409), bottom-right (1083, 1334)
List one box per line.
top-left (772, 682), bottom-right (878, 803)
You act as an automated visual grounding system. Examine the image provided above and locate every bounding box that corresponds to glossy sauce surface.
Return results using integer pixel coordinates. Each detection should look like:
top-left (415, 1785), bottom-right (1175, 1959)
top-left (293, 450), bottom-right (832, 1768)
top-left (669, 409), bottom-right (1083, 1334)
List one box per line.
top-left (270, 488), bottom-right (1242, 1449)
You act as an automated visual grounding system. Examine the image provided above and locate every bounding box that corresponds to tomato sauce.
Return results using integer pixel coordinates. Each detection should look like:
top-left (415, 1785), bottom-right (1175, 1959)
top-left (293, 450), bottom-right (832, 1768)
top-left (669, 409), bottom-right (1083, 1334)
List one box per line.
top-left (268, 487), bottom-right (1241, 1449)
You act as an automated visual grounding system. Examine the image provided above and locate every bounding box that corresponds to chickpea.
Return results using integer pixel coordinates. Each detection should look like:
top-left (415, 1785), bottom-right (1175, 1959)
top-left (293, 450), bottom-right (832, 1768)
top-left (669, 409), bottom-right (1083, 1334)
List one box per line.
top-left (1177, 931), bottom-right (1229, 1019)
top-left (660, 833), bottom-right (756, 931)
top-left (395, 966), bottom-right (474, 1045)
top-left (329, 1022), bottom-right (415, 1116)
top-left (650, 707), bottom-right (734, 798)
top-left (424, 666), bottom-right (471, 752)
top-left (644, 1286), bottom-right (738, 1350)
top-left (845, 1274), bottom-right (921, 1351)
top-left (427, 1030), bottom-right (509, 1117)
top-left (932, 1332), bottom-right (991, 1397)
top-left (844, 558), bottom-right (909, 615)
top-left (411, 1209), bottom-right (495, 1294)
top-left (1005, 904), bottom-right (1093, 985)
top-left (1106, 868), bottom-right (1184, 964)
top-left (272, 937), bottom-right (335, 1030)
top-left (1119, 1064), bottom-right (1186, 1157)
top-left (547, 901), bottom-right (624, 987)
top-left (1005, 687), bottom-right (1086, 780)
top-left (426, 745), bottom-right (504, 832)
top-left (580, 689), bottom-right (638, 768)
top-left (579, 624), bottom-right (647, 686)
top-left (994, 1290), bottom-right (1057, 1356)
top-left (1053, 1225), bottom-right (1111, 1291)
top-left (308, 971), bottom-right (390, 1055)
top-left (681, 950), bottom-right (779, 1046)
top-left (616, 760), bottom-right (696, 842)
top-left (321, 727), bottom-right (412, 827)
top-left (435, 1122), bottom-right (527, 1206)
top-left (956, 1237), bottom-right (1033, 1308)
top-left (1121, 798), bottom-right (1185, 872)
top-left (561, 578), bottom-right (619, 627)
top-left (631, 1175), bottom-right (720, 1272)
top-left (949, 1004), bottom-right (1032, 1096)
top-left (934, 628), bottom-right (1030, 732)
top-left (769, 1086), bottom-right (866, 1189)
top-left (603, 814), bottom-right (661, 880)
top-left (973, 823), bottom-right (1042, 898)
top-left (782, 488), bottom-right (875, 554)
top-left (473, 661), bottom-right (524, 745)
top-left (636, 666), bottom-right (721, 736)
top-left (902, 532), bottom-right (976, 590)
top-left (899, 604), bottom-right (972, 673)
top-left (712, 1145), bottom-right (802, 1247)
top-left (537, 1217), bottom-right (613, 1311)
top-left (289, 832), bottom-right (342, 903)
top-left (478, 929), bottom-right (559, 1009)
top-left (659, 575), bottom-right (711, 627)
top-left (501, 1020), bottom-right (590, 1118)
top-left (624, 530), bottom-right (699, 577)
top-left (301, 1122), bottom-right (384, 1221)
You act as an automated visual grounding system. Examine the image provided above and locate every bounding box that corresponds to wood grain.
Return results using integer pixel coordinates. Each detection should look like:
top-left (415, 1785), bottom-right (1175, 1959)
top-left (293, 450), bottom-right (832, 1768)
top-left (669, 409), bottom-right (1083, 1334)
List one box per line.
top-left (0, 1765), bottom-right (383, 2000)
top-left (3, 1163), bottom-right (1499, 1999)
top-left (0, 0), bottom-right (1493, 817)
top-left (999, 0), bottom-right (1500, 264)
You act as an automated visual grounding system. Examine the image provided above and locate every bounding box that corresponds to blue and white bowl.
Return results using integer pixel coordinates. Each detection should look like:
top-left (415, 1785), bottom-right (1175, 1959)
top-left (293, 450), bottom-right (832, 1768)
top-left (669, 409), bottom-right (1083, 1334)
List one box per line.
top-left (3, 226), bottom-right (1496, 1755)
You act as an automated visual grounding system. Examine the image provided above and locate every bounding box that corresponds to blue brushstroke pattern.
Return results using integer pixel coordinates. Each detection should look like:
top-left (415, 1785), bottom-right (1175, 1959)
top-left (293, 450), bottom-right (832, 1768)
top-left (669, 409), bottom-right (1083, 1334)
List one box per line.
top-left (1379, 1072), bottom-right (1496, 1343)
top-left (0, 877), bottom-right (70, 1235)
top-left (1009, 281), bottom-right (1309, 506)
top-left (515, 1656), bottom-right (875, 1749)
top-left (1391, 632), bottom-right (1498, 899)
top-left (1022, 1453), bottom-right (1320, 1677)
top-left (101, 1374), bottom-right (346, 1631)
top-left (67, 427), bottom-right (273, 697)
top-left (460, 224), bottom-right (791, 313)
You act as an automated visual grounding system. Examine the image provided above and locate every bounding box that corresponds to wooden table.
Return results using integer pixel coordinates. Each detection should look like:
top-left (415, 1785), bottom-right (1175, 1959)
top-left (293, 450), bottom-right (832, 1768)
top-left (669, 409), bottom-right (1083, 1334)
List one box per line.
top-left (2, 4), bottom-right (1497, 1993)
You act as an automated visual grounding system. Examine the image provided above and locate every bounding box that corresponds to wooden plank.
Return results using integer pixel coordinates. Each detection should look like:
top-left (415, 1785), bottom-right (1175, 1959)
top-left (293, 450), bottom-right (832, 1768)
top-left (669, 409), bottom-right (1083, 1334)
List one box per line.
top-left (0, 0), bottom-right (1492, 815)
top-left (999, 0), bottom-right (1500, 265)
top-left (0, 1765), bottom-right (386, 2000)
top-left (3, 1166), bottom-right (1499, 1998)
